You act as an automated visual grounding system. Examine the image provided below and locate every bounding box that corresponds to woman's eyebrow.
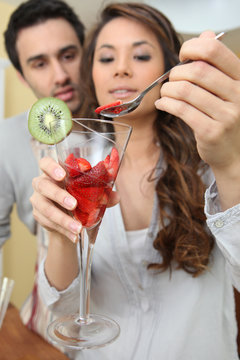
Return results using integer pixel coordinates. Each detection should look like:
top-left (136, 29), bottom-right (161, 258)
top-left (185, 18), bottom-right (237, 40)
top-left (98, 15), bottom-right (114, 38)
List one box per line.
top-left (97, 40), bottom-right (155, 51)
top-left (132, 40), bottom-right (155, 49)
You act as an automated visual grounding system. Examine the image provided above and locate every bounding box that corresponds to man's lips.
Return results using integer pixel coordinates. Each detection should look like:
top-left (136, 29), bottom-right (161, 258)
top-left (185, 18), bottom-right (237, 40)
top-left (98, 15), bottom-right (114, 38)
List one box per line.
top-left (54, 87), bottom-right (74, 102)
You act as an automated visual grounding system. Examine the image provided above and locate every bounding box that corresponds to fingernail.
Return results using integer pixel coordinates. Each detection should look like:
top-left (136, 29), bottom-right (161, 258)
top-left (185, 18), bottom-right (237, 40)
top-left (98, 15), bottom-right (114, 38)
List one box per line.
top-left (69, 221), bottom-right (82, 233)
top-left (64, 196), bottom-right (77, 209)
top-left (54, 167), bottom-right (65, 179)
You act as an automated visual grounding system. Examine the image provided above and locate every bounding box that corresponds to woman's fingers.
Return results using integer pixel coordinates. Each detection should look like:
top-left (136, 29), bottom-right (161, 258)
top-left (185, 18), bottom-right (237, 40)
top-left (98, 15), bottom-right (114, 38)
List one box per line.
top-left (167, 60), bottom-right (240, 104)
top-left (32, 174), bottom-right (77, 211)
top-left (30, 190), bottom-right (81, 243)
top-left (31, 156), bottom-right (120, 242)
top-left (179, 32), bottom-right (240, 81)
top-left (39, 156), bottom-right (66, 181)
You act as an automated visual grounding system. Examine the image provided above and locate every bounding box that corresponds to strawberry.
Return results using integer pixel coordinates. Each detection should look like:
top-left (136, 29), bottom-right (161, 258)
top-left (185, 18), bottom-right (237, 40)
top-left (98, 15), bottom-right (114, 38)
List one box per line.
top-left (91, 161), bottom-right (110, 184)
top-left (95, 100), bottom-right (122, 114)
top-left (67, 186), bottom-right (105, 212)
top-left (77, 158), bottom-right (91, 172)
top-left (77, 196), bottom-right (100, 213)
top-left (73, 208), bottom-right (88, 226)
top-left (77, 186), bottom-right (105, 201)
top-left (73, 208), bottom-right (100, 228)
top-left (65, 153), bottom-right (80, 177)
top-left (85, 208), bottom-right (101, 228)
top-left (70, 161), bottom-right (110, 188)
top-left (108, 147), bottom-right (119, 180)
top-left (104, 154), bottom-right (110, 167)
top-left (65, 154), bottom-right (91, 177)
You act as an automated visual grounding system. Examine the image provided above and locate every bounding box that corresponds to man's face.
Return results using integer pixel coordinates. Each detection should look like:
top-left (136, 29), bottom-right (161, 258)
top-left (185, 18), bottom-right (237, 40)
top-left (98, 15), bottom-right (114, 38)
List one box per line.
top-left (16, 18), bottom-right (82, 115)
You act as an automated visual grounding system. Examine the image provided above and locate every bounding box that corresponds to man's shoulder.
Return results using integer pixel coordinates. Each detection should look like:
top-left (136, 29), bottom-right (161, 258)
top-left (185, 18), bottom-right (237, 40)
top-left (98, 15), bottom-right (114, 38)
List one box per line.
top-left (0, 111), bottom-right (30, 150)
top-left (1, 111), bottom-right (28, 130)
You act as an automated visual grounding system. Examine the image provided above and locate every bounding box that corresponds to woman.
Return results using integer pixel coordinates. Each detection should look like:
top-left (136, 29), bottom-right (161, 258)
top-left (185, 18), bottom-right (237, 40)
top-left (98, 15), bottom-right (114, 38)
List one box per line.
top-left (31, 3), bottom-right (240, 359)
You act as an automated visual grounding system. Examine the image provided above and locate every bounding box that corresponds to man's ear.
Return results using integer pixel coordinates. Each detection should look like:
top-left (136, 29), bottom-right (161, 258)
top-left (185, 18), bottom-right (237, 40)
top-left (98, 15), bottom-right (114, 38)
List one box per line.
top-left (16, 71), bottom-right (29, 88)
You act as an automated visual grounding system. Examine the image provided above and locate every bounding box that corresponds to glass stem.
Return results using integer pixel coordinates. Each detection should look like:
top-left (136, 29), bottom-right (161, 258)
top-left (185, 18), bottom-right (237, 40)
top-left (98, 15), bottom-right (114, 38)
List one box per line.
top-left (78, 227), bottom-right (94, 323)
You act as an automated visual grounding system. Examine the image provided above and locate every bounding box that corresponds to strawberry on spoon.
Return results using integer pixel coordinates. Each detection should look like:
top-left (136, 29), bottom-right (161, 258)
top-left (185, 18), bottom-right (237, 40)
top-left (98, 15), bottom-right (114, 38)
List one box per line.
top-left (95, 101), bottom-right (122, 115)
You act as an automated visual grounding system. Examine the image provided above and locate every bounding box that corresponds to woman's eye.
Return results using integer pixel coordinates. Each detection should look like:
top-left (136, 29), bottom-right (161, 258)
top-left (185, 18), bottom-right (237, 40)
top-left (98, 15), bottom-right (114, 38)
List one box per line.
top-left (134, 55), bottom-right (151, 61)
top-left (99, 57), bottom-right (114, 63)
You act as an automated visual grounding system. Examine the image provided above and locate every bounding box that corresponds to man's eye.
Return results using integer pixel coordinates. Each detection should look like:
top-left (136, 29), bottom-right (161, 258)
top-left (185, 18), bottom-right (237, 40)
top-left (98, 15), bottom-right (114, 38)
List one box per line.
top-left (62, 53), bottom-right (76, 61)
top-left (33, 61), bottom-right (46, 68)
top-left (134, 55), bottom-right (151, 61)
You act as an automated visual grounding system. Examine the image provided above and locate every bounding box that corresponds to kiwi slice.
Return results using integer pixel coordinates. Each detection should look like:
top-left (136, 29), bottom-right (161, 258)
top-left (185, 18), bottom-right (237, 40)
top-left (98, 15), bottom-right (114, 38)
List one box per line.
top-left (28, 97), bottom-right (73, 144)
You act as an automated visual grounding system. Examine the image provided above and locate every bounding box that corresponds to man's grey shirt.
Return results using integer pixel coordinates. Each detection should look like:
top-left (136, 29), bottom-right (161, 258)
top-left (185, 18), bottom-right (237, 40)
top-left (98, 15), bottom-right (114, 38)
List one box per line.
top-left (0, 112), bottom-right (38, 247)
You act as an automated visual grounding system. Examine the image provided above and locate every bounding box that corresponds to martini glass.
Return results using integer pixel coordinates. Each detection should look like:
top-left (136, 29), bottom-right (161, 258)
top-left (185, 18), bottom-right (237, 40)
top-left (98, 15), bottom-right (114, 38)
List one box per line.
top-left (47, 118), bottom-right (132, 349)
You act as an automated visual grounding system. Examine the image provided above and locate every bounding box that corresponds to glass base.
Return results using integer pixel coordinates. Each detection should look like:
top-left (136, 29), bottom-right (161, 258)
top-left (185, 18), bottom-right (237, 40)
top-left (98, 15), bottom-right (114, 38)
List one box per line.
top-left (47, 313), bottom-right (120, 350)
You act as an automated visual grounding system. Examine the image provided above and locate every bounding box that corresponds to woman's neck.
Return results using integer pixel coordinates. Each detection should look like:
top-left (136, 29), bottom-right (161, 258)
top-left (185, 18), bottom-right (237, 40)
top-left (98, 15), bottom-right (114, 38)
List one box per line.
top-left (122, 117), bottom-right (160, 166)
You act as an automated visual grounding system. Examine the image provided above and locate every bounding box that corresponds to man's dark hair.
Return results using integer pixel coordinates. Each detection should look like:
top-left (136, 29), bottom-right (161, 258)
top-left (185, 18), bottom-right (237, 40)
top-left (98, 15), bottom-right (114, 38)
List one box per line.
top-left (4, 0), bottom-right (85, 74)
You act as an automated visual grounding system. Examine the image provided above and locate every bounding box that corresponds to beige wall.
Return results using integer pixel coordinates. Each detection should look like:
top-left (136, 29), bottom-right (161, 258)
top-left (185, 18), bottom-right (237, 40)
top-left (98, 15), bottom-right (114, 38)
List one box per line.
top-left (1, 1), bottom-right (37, 309)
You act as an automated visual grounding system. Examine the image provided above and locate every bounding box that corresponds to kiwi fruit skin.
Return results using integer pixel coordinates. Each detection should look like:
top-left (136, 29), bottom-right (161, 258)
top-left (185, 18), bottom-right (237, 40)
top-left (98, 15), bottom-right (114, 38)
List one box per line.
top-left (28, 97), bottom-right (73, 145)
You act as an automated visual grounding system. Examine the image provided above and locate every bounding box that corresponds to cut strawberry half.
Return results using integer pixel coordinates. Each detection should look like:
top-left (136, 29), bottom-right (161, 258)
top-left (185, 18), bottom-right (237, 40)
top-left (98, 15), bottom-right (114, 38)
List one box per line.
top-left (67, 160), bottom-right (110, 188)
top-left (104, 154), bottom-right (110, 167)
top-left (65, 153), bottom-right (80, 177)
top-left (95, 100), bottom-right (122, 114)
top-left (76, 196), bottom-right (100, 213)
top-left (77, 186), bottom-right (105, 201)
top-left (73, 207), bottom-right (101, 228)
top-left (90, 161), bottom-right (111, 184)
top-left (67, 186), bottom-right (105, 205)
top-left (108, 147), bottom-right (119, 180)
top-left (77, 158), bottom-right (91, 172)
top-left (65, 154), bottom-right (91, 177)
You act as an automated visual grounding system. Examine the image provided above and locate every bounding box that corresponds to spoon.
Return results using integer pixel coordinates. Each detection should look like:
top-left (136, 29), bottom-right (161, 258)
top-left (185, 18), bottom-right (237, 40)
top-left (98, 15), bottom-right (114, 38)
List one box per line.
top-left (95, 32), bottom-right (224, 118)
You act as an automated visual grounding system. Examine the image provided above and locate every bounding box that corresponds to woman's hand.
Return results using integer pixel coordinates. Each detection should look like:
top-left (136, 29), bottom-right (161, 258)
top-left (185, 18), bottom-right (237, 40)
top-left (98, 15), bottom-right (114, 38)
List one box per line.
top-left (30, 157), bottom-right (120, 242)
top-left (155, 31), bottom-right (240, 209)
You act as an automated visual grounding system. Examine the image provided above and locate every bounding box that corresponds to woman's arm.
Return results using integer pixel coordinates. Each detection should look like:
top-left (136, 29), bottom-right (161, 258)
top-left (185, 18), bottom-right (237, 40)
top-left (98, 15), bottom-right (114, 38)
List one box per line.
top-left (44, 231), bottom-right (79, 290)
top-left (31, 156), bottom-right (119, 290)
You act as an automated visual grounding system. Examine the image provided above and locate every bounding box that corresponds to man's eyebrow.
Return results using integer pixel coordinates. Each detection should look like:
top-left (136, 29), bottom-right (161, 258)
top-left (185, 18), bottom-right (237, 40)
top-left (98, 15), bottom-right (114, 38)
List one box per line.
top-left (58, 45), bottom-right (79, 55)
top-left (97, 40), bottom-right (155, 51)
top-left (26, 45), bottom-right (79, 64)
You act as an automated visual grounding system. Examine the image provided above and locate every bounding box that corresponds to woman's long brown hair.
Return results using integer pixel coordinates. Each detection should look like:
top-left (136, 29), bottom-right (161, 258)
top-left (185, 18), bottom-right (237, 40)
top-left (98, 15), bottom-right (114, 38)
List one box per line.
top-left (79, 2), bottom-right (214, 277)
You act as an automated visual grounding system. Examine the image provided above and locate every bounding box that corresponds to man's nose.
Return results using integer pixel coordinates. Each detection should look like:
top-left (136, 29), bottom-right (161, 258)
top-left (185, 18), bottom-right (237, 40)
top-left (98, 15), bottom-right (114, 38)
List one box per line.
top-left (52, 61), bottom-right (69, 85)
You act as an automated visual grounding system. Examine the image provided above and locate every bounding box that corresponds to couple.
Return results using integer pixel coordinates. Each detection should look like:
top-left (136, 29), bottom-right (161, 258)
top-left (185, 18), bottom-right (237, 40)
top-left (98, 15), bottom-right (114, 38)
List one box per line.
top-left (3, 1), bottom-right (240, 359)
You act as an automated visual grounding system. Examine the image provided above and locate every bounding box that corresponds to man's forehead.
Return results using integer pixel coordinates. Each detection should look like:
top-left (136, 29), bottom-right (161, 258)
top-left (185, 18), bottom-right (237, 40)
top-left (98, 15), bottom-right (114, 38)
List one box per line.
top-left (16, 19), bottom-right (81, 62)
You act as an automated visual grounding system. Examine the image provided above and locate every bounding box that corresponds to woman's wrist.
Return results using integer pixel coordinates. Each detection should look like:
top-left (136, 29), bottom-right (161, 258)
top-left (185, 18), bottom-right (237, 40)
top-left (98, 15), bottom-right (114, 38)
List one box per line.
top-left (212, 162), bottom-right (240, 211)
top-left (45, 231), bottom-right (79, 290)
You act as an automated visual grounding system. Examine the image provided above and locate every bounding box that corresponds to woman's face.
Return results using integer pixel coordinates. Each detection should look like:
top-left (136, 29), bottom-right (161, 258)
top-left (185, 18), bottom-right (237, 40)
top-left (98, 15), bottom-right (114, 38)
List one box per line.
top-left (92, 17), bottom-right (165, 118)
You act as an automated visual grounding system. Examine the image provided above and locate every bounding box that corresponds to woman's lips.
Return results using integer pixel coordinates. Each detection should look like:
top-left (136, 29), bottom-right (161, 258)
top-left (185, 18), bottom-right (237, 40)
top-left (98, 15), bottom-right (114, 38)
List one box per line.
top-left (109, 88), bottom-right (137, 100)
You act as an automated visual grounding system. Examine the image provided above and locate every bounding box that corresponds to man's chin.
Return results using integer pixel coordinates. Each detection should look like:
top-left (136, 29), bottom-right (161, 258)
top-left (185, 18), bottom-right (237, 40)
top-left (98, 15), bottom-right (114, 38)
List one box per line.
top-left (69, 102), bottom-right (82, 116)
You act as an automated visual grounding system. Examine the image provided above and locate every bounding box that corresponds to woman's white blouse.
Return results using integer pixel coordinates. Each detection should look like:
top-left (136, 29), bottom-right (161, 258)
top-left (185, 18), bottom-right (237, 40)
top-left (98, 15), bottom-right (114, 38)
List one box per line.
top-left (38, 180), bottom-right (240, 360)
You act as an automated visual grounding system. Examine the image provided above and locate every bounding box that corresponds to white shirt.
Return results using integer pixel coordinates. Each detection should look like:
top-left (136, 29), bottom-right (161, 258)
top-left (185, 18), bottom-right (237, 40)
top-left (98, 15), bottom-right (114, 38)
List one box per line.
top-left (39, 181), bottom-right (240, 360)
top-left (126, 228), bottom-right (148, 265)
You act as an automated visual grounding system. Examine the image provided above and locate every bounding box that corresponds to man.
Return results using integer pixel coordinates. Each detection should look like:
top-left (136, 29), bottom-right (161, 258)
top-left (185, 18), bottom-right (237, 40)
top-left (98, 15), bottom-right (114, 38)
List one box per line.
top-left (0, 0), bottom-right (84, 341)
